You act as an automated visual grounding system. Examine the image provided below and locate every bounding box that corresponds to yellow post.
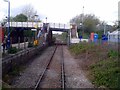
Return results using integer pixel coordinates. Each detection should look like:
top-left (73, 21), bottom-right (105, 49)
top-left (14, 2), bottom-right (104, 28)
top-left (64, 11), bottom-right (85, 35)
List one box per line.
top-left (34, 40), bottom-right (38, 46)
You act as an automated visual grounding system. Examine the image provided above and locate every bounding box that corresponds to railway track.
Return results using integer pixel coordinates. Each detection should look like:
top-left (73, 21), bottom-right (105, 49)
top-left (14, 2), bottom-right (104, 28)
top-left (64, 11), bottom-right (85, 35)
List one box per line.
top-left (34, 44), bottom-right (65, 89)
top-left (61, 45), bottom-right (65, 89)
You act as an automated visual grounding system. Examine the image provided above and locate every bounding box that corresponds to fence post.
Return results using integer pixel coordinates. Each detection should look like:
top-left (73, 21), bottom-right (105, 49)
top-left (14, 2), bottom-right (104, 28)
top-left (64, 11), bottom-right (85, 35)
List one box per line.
top-left (24, 37), bottom-right (26, 49)
top-left (64, 24), bottom-right (65, 29)
top-left (18, 37), bottom-right (20, 49)
top-left (59, 23), bottom-right (60, 28)
top-left (54, 23), bottom-right (55, 28)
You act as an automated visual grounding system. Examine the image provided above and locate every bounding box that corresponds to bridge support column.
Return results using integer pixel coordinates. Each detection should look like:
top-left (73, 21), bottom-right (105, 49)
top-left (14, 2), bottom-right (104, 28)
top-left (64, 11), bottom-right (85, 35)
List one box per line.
top-left (67, 29), bottom-right (70, 46)
top-left (47, 30), bottom-right (52, 45)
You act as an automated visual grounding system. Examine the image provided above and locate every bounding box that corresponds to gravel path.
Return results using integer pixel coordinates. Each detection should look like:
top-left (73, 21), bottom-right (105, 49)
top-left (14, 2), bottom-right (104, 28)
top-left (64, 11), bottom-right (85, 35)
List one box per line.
top-left (63, 46), bottom-right (94, 88)
top-left (39, 45), bottom-right (62, 88)
top-left (11, 46), bottom-right (56, 88)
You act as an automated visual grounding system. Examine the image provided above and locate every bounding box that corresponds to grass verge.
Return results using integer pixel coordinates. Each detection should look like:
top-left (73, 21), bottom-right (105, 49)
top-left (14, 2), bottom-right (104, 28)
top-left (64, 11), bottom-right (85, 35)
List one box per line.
top-left (69, 43), bottom-right (120, 89)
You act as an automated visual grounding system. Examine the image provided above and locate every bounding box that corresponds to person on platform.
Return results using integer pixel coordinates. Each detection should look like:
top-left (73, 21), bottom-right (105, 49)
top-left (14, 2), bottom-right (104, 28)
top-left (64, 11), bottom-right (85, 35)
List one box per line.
top-left (2, 35), bottom-right (7, 53)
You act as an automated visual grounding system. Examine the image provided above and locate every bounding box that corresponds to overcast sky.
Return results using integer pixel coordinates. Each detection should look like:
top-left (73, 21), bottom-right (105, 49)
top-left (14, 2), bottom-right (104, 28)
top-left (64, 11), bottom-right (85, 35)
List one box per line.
top-left (0, 0), bottom-right (119, 25)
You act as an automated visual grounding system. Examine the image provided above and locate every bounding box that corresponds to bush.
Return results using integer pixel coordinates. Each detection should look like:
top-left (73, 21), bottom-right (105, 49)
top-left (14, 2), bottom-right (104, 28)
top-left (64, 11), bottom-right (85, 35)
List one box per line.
top-left (69, 43), bottom-right (95, 55)
top-left (8, 47), bottom-right (18, 54)
top-left (28, 42), bottom-right (33, 47)
top-left (69, 43), bottom-right (120, 89)
top-left (108, 50), bottom-right (119, 58)
top-left (90, 59), bottom-right (120, 88)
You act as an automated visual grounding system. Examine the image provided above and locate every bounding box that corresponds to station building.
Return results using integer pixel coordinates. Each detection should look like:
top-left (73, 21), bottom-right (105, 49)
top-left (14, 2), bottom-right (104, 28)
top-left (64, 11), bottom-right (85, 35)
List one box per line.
top-left (108, 29), bottom-right (120, 43)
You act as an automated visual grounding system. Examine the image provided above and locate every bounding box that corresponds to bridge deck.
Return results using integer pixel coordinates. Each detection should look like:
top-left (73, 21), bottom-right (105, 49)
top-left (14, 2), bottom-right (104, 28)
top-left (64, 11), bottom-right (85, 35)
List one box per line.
top-left (5, 22), bottom-right (70, 30)
top-left (5, 22), bottom-right (43, 28)
top-left (49, 23), bottom-right (70, 29)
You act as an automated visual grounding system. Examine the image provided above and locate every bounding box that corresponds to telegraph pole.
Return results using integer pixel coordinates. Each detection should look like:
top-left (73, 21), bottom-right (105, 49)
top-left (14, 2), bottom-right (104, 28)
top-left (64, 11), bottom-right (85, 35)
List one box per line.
top-left (4, 0), bottom-right (11, 49)
top-left (82, 0), bottom-right (85, 37)
top-left (104, 23), bottom-right (106, 35)
top-left (82, 6), bottom-right (84, 36)
top-left (46, 17), bottom-right (47, 24)
top-left (118, 1), bottom-right (120, 29)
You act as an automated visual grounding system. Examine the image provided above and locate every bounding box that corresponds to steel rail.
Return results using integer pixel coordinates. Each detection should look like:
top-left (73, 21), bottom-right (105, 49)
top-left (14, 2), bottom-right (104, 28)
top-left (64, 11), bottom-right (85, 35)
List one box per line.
top-left (61, 45), bottom-right (65, 90)
top-left (34, 45), bottom-right (57, 90)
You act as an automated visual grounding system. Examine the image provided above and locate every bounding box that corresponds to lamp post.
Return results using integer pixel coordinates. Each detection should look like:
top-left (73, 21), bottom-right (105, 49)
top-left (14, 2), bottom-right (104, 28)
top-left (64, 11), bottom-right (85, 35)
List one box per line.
top-left (34, 15), bottom-right (39, 46)
top-left (4, 0), bottom-right (10, 49)
top-left (79, 23), bottom-right (83, 41)
top-left (81, 6), bottom-right (84, 37)
top-left (118, 21), bottom-right (120, 29)
top-left (34, 15), bottom-right (38, 21)
top-left (34, 15), bottom-right (38, 39)
top-left (104, 23), bottom-right (106, 35)
top-left (46, 17), bottom-right (47, 23)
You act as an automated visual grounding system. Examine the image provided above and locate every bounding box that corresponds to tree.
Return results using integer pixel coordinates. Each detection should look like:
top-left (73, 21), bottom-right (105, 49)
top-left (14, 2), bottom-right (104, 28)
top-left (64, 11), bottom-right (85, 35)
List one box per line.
top-left (70, 14), bottom-right (100, 35)
top-left (13, 14), bottom-right (28, 22)
top-left (113, 21), bottom-right (119, 30)
top-left (22, 4), bottom-right (38, 21)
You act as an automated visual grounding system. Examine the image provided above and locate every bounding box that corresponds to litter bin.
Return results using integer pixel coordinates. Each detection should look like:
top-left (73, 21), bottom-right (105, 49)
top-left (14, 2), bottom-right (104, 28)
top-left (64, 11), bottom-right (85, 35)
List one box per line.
top-left (94, 33), bottom-right (98, 43)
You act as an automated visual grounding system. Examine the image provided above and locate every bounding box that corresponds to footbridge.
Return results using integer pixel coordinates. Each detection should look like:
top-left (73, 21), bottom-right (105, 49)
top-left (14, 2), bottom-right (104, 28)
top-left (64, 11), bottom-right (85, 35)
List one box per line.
top-left (5, 22), bottom-right (70, 30)
top-left (4, 22), bottom-right (79, 45)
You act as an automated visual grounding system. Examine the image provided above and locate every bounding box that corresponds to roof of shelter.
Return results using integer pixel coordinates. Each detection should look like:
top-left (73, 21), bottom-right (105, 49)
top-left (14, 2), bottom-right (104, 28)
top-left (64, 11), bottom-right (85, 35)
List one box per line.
top-left (109, 29), bottom-right (120, 35)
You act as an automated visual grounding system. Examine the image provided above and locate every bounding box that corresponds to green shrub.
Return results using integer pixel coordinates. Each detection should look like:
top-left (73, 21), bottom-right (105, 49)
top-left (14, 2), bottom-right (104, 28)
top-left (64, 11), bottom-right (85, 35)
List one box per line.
top-left (10, 67), bottom-right (20, 76)
top-left (69, 43), bottom-right (120, 89)
top-left (69, 43), bottom-right (95, 55)
top-left (28, 42), bottom-right (33, 47)
top-left (8, 47), bottom-right (18, 54)
top-left (91, 59), bottom-right (120, 88)
top-left (108, 50), bottom-right (119, 58)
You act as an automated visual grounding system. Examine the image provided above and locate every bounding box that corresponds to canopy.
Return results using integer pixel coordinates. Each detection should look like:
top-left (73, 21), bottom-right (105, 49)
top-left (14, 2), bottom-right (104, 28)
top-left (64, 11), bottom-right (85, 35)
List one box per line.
top-left (108, 29), bottom-right (120, 35)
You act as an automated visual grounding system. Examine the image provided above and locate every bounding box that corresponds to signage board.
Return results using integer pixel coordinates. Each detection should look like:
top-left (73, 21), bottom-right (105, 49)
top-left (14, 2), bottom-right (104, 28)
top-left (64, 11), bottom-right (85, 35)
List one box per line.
top-left (31, 29), bottom-right (37, 31)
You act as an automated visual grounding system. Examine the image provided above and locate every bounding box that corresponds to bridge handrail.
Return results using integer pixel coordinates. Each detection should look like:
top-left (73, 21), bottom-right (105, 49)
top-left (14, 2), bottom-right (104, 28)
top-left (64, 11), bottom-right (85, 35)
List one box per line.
top-left (5, 22), bottom-right (43, 28)
top-left (5, 22), bottom-right (70, 29)
top-left (49, 23), bottom-right (70, 29)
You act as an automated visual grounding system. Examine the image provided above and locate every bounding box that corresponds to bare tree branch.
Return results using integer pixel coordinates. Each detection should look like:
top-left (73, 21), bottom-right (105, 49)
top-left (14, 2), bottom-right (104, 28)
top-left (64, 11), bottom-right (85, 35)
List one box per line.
top-left (22, 4), bottom-right (37, 21)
